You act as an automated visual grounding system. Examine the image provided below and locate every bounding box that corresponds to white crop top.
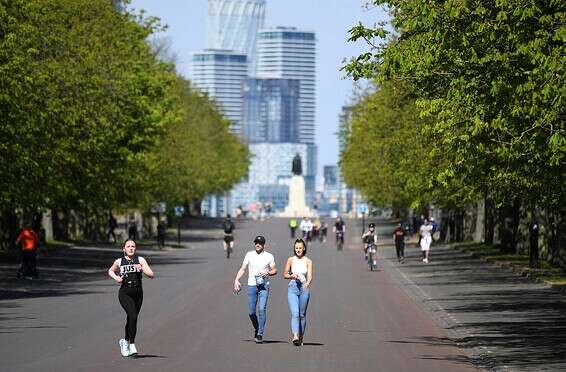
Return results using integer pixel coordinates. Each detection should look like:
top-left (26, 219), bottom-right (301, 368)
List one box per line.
top-left (291, 256), bottom-right (308, 283)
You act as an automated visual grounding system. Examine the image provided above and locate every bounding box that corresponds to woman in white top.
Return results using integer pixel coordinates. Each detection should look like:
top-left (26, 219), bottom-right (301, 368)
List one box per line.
top-left (419, 219), bottom-right (433, 263)
top-left (283, 238), bottom-right (313, 346)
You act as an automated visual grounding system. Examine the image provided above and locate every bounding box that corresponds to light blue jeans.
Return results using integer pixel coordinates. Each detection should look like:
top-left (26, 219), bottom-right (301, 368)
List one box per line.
top-left (247, 284), bottom-right (269, 336)
top-left (287, 280), bottom-right (310, 336)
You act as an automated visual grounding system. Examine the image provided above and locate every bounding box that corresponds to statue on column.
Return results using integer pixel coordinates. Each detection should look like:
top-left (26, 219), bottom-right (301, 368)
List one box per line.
top-left (292, 153), bottom-right (302, 176)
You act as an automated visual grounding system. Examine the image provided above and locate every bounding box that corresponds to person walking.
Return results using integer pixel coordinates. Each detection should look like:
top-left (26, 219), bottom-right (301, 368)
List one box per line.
top-left (393, 222), bottom-right (406, 263)
top-left (419, 219), bottom-right (433, 263)
top-left (107, 213), bottom-right (118, 243)
top-left (233, 236), bottom-right (277, 343)
top-left (222, 215), bottom-right (235, 257)
top-left (289, 218), bottom-right (298, 238)
top-left (156, 219), bottom-right (166, 249)
top-left (16, 225), bottom-right (39, 279)
top-left (128, 218), bottom-right (138, 240)
top-left (108, 239), bottom-right (155, 357)
top-left (283, 238), bottom-right (312, 346)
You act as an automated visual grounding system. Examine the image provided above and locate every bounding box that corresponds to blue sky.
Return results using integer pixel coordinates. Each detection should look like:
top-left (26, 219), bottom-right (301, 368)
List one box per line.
top-left (129, 0), bottom-right (388, 178)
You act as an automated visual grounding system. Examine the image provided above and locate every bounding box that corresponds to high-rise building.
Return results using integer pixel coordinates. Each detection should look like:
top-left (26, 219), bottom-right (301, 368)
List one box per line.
top-left (256, 27), bottom-right (316, 145)
top-left (206, 0), bottom-right (266, 74)
top-left (191, 49), bottom-right (248, 135)
top-left (243, 78), bottom-right (300, 143)
top-left (256, 27), bottom-right (317, 203)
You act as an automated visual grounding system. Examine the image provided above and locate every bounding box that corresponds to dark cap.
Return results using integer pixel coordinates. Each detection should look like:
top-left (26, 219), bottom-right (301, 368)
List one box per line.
top-left (369, 223), bottom-right (375, 228)
top-left (253, 235), bottom-right (266, 245)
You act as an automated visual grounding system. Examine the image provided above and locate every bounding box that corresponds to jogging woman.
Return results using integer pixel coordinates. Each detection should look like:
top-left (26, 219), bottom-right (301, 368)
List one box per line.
top-left (283, 238), bottom-right (313, 346)
top-left (108, 239), bottom-right (154, 357)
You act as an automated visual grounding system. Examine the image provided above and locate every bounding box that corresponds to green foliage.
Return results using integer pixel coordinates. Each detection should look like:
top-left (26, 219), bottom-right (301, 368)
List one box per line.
top-left (0, 0), bottom-right (249, 223)
top-left (150, 77), bottom-right (250, 206)
top-left (342, 0), bottom-right (566, 210)
top-left (0, 0), bottom-right (178, 214)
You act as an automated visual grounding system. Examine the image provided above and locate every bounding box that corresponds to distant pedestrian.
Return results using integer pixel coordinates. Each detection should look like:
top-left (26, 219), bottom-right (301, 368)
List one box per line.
top-left (222, 215), bottom-right (235, 258)
top-left (16, 225), bottom-right (39, 279)
top-left (419, 219), bottom-right (433, 263)
top-left (300, 217), bottom-right (313, 242)
top-left (392, 223), bottom-right (405, 263)
top-left (108, 239), bottom-right (155, 357)
top-left (283, 238), bottom-right (312, 346)
top-left (156, 219), bottom-right (166, 249)
top-left (289, 218), bottom-right (298, 238)
top-left (107, 213), bottom-right (118, 243)
top-left (128, 219), bottom-right (138, 241)
top-left (233, 235), bottom-right (277, 343)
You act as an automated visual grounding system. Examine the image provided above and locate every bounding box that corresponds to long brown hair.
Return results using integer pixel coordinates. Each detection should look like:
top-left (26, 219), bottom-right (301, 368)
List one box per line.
top-left (293, 238), bottom-right (307, 257)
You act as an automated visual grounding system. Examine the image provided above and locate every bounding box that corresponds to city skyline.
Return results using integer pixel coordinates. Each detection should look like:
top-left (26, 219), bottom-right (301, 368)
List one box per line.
top-left (129, 0), bottom-right (385, 177)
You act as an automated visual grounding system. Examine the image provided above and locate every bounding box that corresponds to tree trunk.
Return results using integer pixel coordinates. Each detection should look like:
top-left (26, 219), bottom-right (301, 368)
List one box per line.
top-left (510, 199), bottom-right (521, 254)
top-left (485, 197), bottom-right (495, 245)
top-left (1, 209), bottom-right (20, 250)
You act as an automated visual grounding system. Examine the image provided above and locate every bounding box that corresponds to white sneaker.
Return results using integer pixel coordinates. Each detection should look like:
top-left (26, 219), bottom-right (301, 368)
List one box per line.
top-left (424, 258), bottom-right (429, 263)
top-left (119, 339), bottom-right (129, 357)
top-left (128, 343), bottom-right (138, 356)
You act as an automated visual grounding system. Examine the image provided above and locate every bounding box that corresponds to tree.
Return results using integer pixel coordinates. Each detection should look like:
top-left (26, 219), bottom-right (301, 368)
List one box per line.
top-left (0, 0), bottom-right (178, 241)
top-left (149, 78), bottom-right (250, 212)
top-left (343, 0), bottom-right (565, 211)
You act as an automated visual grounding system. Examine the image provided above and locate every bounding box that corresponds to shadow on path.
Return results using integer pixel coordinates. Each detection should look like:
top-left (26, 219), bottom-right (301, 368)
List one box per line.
top-left (388, 242), bottom-right (566, 371)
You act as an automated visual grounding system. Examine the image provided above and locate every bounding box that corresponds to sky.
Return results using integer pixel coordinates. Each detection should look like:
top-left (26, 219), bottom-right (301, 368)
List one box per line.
top-left (129, 0), bottom-right (388, 179)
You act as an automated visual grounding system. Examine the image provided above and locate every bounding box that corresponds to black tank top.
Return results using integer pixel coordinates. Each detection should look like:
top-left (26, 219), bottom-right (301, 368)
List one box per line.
top-left (119, 256), bottom-right (142, 288)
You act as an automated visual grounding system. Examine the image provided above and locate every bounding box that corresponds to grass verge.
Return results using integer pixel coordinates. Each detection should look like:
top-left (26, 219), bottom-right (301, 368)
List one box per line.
top-left (453, 242), bottom-right (566, 290)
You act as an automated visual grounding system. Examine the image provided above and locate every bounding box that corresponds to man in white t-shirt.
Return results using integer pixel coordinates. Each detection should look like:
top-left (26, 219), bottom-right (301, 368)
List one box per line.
top-left (233, 235), bottom-right (277, 343)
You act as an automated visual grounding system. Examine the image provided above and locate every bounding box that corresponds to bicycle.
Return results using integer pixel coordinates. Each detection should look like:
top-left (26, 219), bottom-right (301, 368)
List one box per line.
top-left (367, 240), bottom-right (377, 271)
top-left (335, 231), bottom-right (344, 251)
top-left (224, 234), bottom-right (234, 258)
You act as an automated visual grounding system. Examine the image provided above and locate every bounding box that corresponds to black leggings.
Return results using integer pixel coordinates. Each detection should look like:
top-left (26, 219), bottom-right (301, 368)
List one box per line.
top-left (118, 286), bottom-right (143, 343)
top-left (395, 241), bottom-right (405, 259)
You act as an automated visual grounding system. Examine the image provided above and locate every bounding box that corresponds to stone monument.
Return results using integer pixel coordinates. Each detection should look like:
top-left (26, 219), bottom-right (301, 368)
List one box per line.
top-left (280, 153), bottom-right (314, 217)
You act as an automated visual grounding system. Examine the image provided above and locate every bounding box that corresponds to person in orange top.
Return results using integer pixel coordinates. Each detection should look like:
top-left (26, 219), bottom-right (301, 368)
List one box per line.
top-left (16, 226), bottom-right (39, 279)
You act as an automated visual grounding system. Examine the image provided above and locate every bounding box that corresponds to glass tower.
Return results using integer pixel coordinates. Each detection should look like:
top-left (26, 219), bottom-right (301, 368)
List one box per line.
top-left (191, 50), bottom-right (248, 135)
top-left (256, 27), bottom-right (316, 145)
top-left (243, 78), bottom-right (300, 143)
top-left (256, 27), bottom-right (317, 202)
top-left (206, 0), bottom-right (266, 74)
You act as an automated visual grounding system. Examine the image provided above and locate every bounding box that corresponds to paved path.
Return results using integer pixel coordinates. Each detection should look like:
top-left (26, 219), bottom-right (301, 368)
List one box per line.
top-left (2, 217), bottom-right (560, 371)
top-left (371, 226), bottom-right (566, 372)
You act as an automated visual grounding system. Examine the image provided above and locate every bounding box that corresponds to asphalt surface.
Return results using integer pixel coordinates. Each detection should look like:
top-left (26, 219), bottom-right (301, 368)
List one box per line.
top-left (1, 217), bottom-right (562, 371)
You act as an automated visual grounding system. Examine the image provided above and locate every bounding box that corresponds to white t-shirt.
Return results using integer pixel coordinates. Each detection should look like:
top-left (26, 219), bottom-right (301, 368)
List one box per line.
top-left (242, 250), bottom-right (275, 286)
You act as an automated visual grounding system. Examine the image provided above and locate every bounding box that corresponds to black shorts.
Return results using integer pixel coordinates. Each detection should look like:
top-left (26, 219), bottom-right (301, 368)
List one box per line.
top-left (224, 234), bottom-right (233, 244)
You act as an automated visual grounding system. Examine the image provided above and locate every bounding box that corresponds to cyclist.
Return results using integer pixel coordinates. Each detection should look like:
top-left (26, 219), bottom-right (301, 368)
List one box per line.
top-left (312, 218), bottom-right (321, 241)
top-left (320, 222), bottom-right (328, 243)
top-left (361, 223), bottom-right (378, 261)
top-left (333, 217), bottom-right (346, 247)
top-left (222, 214), bottom-right (235, 258)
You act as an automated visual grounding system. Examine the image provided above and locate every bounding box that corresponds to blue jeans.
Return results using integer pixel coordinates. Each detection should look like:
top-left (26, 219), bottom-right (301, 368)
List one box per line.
top-left (247, 284), bottom-right (270, 336)
top-left (287, 280), bottom-right (310, 336)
